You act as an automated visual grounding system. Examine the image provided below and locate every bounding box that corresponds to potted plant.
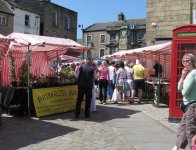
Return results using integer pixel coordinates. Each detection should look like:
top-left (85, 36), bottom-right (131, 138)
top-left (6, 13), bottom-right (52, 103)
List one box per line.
top-left (9, 54), bottom-right (17, 86)
top-left (18, 61), bottom-right (32, 86)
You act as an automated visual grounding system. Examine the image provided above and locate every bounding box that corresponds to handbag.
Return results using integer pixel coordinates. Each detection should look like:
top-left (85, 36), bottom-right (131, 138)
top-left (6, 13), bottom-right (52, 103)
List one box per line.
top-left (180, 101), bottom-right (196, 113)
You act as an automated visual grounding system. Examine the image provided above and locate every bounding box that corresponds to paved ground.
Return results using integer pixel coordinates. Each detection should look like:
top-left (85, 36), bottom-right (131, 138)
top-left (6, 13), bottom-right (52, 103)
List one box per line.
top-left (0, 100), bottom-right (182, 150)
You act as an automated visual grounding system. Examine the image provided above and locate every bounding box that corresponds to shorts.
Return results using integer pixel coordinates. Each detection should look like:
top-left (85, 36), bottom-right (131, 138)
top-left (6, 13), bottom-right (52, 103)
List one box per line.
top-left (132, 79), bottom-right (145, 90)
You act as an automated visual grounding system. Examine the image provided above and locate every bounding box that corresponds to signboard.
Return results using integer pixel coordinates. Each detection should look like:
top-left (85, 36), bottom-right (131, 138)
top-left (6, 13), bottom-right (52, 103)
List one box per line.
top-left (177, 32), bottom-right (196, 37)
top-left (32, 85), bottom-right (78, 117)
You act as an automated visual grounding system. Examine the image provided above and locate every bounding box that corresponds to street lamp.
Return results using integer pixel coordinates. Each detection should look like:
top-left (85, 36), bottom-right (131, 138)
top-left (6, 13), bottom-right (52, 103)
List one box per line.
top-left (78, 24), bottom-right (84, 59)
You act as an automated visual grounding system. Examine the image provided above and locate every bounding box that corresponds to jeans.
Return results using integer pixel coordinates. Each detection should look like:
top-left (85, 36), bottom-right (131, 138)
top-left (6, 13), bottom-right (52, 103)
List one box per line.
top-left (98, 79), bottom-right (108, 102)
top-left (176, 103), bottom-right (196, 149)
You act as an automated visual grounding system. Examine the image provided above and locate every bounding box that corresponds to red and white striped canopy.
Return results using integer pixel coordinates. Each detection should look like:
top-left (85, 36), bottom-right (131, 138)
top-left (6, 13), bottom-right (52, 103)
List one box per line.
top-left (60, 55), bottom-right (80, 63)
top-left (1, 32), bottom-right (88, 86)
top-left (102, 42), bottom-right (171, 61)
top-left (0, 34), bottom-right (11, 60)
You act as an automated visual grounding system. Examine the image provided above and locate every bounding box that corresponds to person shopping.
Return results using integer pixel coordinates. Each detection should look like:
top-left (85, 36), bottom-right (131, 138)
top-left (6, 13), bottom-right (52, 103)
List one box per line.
top-left (172, 53), bottom-right (196, 150)
top-left (98, 61), bottom-right (109, 105)
top-left (115, 61), bottom-right (128, 104)
top-left (75, 58), bottom-right (95, 119)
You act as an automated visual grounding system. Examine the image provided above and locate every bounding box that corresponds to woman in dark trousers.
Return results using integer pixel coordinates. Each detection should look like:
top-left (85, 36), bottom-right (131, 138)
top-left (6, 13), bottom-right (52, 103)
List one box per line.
top-left (98, 61), bottom-right (110, 105)
top-left (172, 54), bottom-right (196, 150)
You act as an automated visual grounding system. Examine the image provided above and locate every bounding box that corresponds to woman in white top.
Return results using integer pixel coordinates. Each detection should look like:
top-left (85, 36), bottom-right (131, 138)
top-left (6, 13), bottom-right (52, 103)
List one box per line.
top-left (124, 61), bottom-right (134, 101)
top-left (115, 61), bottom-right (128, 104)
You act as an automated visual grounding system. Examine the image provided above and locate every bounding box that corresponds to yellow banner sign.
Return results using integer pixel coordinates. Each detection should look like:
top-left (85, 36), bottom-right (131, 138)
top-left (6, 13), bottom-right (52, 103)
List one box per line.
top-left (32, 85), bottom-right (78, 117)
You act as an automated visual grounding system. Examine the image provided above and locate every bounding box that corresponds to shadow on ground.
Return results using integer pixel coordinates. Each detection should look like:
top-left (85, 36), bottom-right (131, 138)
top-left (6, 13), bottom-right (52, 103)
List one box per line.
top-left (39, 104), bottom-right (141, 123)
top-left (0, 116), bottom-right (78, 150)
top-left (0, 103), bottom-right (140, 149)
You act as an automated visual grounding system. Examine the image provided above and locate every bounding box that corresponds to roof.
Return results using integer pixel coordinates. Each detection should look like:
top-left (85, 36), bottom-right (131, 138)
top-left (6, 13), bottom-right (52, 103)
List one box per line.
top-left (84, 19), bottom-right (146, 32)
top-left (7, 0), bottom-right (77, 15)
top-left (6, 0), bottom-right (41, 15)
top-left (0, 0), bottom-right (14, 15)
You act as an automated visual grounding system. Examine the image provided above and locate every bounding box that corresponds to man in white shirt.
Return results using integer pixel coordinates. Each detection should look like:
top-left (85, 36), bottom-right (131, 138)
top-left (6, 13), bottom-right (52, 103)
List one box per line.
top-left (108, 61), bottom-right (116, 100)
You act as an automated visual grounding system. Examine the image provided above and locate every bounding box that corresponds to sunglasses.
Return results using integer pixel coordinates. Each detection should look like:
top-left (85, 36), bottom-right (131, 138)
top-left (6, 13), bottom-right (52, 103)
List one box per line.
top-left (182, 59), bottom-right (191, 63)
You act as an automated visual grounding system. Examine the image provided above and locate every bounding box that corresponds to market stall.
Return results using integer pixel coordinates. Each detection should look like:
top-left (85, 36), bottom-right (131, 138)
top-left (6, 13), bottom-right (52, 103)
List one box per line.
top-left (103, 42), bottom-right (171, 106)
top-left (0, 32), bottom-right (89, 117)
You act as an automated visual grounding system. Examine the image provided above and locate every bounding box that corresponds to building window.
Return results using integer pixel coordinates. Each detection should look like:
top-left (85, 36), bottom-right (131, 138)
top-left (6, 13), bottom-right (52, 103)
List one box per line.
top-left (100, 34), bottom-right (106, 44)
top-left (35, 16), bottom-right (39, 27)
top-left (25, 15), bottom-right (30, 26)
top-left (193, 9), bottom-right (196, 24)
top-left (64, 15), bottom-right (70, 30)
top-left (52, 11), bottom-right (57, 27)
top-left (110, 33), bottom-right (116, 40)
top-left (87, 50), bottom-right (91, 58)
top-left (109, 47), bottom-right (116, 54)
top-left (99, 49), bottom-right (105, 57)
top-left (86, 35), bottom-right (92, 46)
top-left (0, 16), bottom-right (6, 25)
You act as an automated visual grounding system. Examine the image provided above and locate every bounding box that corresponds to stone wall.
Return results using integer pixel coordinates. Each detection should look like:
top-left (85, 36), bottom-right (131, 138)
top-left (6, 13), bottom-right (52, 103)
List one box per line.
top-left (146, 0), bottom-right (191, 46)
top-left (84, 31), bottom-right (109, 58)
top-left (0, 13), bottom-right (13, 36)
top-left (42, 2), bottom-right (77, 41)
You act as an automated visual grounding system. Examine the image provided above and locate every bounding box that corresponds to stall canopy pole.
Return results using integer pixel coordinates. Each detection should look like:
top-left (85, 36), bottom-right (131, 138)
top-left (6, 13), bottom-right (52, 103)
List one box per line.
top-left (57, 51), bottom-right (59, 76)
top-left (27, 44), bottom-right (31, 117)
top-left (157, 54), bottom-right (161, 107)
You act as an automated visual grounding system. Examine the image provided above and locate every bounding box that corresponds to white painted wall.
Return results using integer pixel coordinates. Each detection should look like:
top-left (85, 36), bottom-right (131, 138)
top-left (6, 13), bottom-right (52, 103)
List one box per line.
top-left (13, 8), bottom-right (40, 35)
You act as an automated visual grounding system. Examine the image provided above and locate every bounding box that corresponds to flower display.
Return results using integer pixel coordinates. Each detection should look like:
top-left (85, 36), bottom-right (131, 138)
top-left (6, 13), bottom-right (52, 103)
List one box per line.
top-left (9, 54), bottom-right (16, 82)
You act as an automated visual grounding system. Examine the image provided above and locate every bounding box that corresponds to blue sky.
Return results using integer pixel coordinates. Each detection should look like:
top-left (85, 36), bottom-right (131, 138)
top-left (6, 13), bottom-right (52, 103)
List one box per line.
top-left (51, 0), bottom-right (146, 38)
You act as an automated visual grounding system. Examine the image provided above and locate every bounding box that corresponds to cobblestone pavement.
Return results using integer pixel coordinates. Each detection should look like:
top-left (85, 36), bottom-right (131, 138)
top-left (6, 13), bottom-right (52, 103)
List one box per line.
top-left (0, 100), bottom-right (179, 150)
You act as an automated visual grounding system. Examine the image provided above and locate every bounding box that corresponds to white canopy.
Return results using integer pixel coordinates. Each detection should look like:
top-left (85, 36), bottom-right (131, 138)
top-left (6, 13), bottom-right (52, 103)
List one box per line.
top-left (103, 42), bottom-right (171, 62)
top-left (7, 32), bottom-right (89, 59)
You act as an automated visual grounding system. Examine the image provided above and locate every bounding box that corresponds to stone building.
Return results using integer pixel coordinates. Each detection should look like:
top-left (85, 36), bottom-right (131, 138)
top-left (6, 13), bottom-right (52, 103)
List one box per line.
top-left (5, 0), bottom-right (41, 35)
top-left (146, 0), bottom-right (196, 46)
top-left (83, 13), bottom-right (146, 59)
top-left (6, 0), bottom-right (77, 41)
top-left (40, 1), bottom-right (77, 40)
top-left (0, 0), bottom-right (14, 36)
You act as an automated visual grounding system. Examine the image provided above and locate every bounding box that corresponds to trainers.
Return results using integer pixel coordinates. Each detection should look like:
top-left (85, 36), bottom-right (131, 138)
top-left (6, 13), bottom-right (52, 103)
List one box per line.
top-left (103, 102), bottom-right (107, 105)
top-left (113, 101), bottom-right (118, 104)
top-left (98, 101), bottom-right (103, 104)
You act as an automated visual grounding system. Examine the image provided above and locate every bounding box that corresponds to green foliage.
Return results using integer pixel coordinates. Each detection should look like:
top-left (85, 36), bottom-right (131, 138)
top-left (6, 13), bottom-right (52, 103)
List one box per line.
top-left (9, 54), bottom-right (16, 81)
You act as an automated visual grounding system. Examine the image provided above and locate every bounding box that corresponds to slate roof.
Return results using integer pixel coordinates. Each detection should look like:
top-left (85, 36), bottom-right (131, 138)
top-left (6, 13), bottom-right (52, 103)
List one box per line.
top-left (0, 0), bottom-right (14, 15)
top-left (84, 19), bottom-right (146, 31)
top-left (6, 0), bottom-right (42, 15)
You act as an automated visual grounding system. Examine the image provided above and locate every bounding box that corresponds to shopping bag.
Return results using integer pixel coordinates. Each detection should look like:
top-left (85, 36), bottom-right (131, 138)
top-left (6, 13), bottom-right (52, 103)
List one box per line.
top-left (111, 88), bottom-right (120, 101)
top-left (123, 81), bottom-right (130, 91)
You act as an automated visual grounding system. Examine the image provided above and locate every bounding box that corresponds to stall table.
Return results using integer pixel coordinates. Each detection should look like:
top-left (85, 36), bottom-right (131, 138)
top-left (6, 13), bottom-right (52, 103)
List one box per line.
top-left (0, 85), bottom-right (78, 117)
top-left (145, 81), bottom-right (170, 107)
top-left (0, 86), bottom-right (29, 115)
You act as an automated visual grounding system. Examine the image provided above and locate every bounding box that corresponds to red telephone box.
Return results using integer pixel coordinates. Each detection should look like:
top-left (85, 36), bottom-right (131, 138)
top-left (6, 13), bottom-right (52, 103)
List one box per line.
top-left (169, 24), bottom-right (196, 121)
